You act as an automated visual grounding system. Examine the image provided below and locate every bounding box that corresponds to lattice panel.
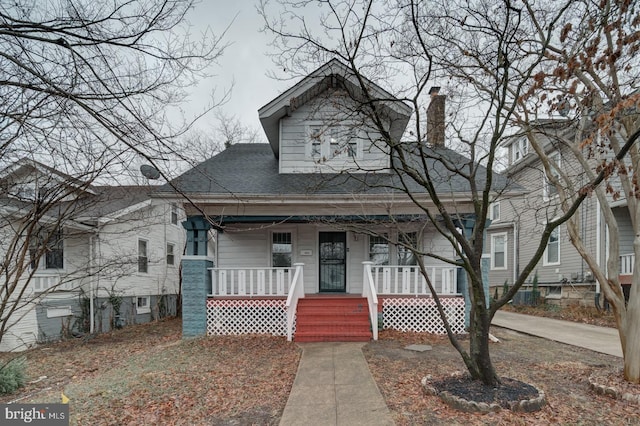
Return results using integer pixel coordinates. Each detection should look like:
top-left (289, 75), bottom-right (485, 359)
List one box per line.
top-left (382, 297), bottom-right (466, 334)
top-left (206, 299), bottom-right (288, 336)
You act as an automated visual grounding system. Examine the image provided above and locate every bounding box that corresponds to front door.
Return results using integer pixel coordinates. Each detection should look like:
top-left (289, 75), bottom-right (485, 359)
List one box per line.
top-left (319, 232), bottom-right (346, 292)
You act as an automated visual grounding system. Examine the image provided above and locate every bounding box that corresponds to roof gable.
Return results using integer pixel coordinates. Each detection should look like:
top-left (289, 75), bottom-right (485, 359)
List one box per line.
top-left (258, 59), bottom-right (412, 157)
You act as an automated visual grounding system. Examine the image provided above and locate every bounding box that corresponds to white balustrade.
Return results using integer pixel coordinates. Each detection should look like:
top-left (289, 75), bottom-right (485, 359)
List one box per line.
top-left (209, 267), bottom-right (295, 296)
top-left (32, 274), bottom-right (67, 292)
top-left (368, 264), bottom-right (459, 296)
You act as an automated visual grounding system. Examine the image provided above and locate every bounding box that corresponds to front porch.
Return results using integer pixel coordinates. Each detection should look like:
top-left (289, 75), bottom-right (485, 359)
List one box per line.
top-left (204, 263), bottom-right (466, 342)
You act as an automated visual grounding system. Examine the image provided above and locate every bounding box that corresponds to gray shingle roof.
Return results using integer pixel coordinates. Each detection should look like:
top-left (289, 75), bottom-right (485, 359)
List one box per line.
top-left (160, 143), bottom-right (515, 197)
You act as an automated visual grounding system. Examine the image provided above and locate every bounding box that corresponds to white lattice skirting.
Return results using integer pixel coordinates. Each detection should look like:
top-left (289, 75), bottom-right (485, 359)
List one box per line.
top-left (206, 299), bottom-right (288, 336)
top-left (382, 297), bottom-right (466, 334)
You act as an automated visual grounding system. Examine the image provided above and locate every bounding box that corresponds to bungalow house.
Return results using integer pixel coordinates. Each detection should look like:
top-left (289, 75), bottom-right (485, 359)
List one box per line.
top-left (0, 159), bottom-right (184, 351)
top-left (161, 60), bottom-right (511, 342)
top-left (487, 119), bottom-right (632, 306)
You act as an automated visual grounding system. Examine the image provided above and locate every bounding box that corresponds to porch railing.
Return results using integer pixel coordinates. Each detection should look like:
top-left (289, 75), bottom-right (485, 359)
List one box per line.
top-left (368, 264), bottom-right (459, 296)
top-left (362, 262), bottom-right (379, 341)
top-left (209, 266), bottom-right (295, 296)
top-left (620, 253), bottom-right (634, 275)
top-left (32, 274), bottom-right (71, 292)
top-left (285, 263), bottom-right (305, 341)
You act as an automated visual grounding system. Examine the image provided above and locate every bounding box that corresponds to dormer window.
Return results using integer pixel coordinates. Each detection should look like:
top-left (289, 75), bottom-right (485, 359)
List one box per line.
top-left (307, 123), bottom-right (360, 162)
top-left (511, 137), bottom-right (528, 164)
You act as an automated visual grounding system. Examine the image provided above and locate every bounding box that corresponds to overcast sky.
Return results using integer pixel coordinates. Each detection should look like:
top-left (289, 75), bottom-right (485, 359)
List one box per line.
top-left (184, 1), bottom-right (293, 136)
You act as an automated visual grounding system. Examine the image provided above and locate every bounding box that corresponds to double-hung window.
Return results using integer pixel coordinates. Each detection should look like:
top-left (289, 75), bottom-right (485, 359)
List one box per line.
top-left (491, 233), bottom-right (507, 270)
top-left (544, 227), bottom-right (560, 265)
top-left (490, 202), bottom-right (500, 222)
top-left (512, 137), bottom-right (528, 164)
top-left (138, 239), bottom-right (148, 273)
top-left (170, 204), bottom-right (179, 225)
top-left (397, 232), bottom-right (418, 266)
top-left (543, 151), bottom-right (561, 200)
top-left (369, 234), bottom-right (389, 265)
top-left (272, 232), bottom-right (292, 267)
top-left (166, 243), bottom-right (175, 266)
top-left (30, 228), bottom-right (64, 270)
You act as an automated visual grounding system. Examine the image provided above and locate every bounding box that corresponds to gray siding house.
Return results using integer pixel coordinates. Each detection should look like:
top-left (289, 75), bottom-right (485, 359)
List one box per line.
top-left (487, 120), bottom-right (631, 305)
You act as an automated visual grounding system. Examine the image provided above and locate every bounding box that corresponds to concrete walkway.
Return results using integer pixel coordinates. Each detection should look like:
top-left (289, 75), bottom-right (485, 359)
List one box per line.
top-left (279, 342), bottom-right (394, 426)
top-left (492, 310), bottom-right (623, 358)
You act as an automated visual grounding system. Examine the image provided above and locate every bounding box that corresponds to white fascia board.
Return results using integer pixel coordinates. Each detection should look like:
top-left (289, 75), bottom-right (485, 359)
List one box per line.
top-left (0, 205), bottom-right (96, 231)
top-left (94, 199), bottom-right (154, 224)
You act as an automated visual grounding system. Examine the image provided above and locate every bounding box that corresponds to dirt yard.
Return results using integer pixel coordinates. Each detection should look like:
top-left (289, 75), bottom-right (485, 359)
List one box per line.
top-left (0, 316), bottom-right (638, 425)
top-left (0, 318), bottom-right (301, 425)
top-left (364, 329), bottom-right (638, 425)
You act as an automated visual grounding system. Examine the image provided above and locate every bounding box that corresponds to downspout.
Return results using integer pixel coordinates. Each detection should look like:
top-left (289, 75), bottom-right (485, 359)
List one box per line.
top-left (596, 198), bottom-right (601, 294)
top-left (513, 221), bottom-right (519, 285)
top-left (89, 234), bottom-right (95, 334)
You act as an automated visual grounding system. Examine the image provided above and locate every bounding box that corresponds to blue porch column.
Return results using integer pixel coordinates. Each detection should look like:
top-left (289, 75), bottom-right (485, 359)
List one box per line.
top-left (181, 216), bottom-right (213, 338)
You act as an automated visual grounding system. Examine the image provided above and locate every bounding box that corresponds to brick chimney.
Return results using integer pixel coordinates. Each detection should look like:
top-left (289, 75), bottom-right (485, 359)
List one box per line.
top-left (427, 86), bottom-right (446, 147)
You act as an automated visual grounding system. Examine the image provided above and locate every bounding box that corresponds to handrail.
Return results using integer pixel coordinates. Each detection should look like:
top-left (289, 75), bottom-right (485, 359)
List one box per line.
top-left (362, 261), bottom-right (379, 341)
top-left (285, 263), bottom-right (305, 341)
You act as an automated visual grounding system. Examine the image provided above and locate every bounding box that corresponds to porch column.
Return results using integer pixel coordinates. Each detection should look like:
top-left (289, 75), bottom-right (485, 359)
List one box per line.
top-left (181, 216), bottom-right (213, 338)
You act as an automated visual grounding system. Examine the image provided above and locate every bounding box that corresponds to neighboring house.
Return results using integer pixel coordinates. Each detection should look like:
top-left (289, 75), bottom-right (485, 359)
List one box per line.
top-left (159, 60), bottom-right (510, 342)
top-left (487, 119), bottom-right (629, 306)
top-left (0, 159), bottom-right (184, 351)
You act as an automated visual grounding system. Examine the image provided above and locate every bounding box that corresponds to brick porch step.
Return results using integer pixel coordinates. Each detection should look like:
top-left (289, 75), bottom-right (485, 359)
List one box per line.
top-left (294, 296), bottom-right (372, 342)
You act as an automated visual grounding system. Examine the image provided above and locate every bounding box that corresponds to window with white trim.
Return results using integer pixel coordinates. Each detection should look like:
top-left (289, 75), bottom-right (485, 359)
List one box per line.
top-left (136, 296), bottom-right (151, 314)
top-left (30, 228), bottom-right (64, 270)
top-left (272, 232), bottom-right (292, 267)
top-left (307, 124), bottom-right (359, 161)
top-left (491, 233), bottom-right (507, 270)
top-left (166, 243), bottom-right (175, 266)
top-left (543, 151), bottom-right (561, 200)
top-left (369, 234), bottom-right (389, 265)
top-left (544, 227), bottom-right (560, 265)
top-left (170, 204), bottom-right (179, 225)
top-left (490, 202), bottom-right (500, 222)
top-left (511, 137), bottom-right (528, 164)
top-left (138, 239), bottom-right (148, 273)
top-left (397, 232), bottom-right (418, 266)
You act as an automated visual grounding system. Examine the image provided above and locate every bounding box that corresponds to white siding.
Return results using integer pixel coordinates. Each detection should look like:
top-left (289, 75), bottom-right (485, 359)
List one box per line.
top-left (94, 201), bottom-right (184, 299)
top-left (278, 91), bottom-right (390, 173)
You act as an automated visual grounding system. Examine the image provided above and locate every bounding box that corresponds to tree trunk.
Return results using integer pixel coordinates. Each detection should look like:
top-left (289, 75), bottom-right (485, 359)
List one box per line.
top-left (623, 272), bottom-right (640, 383)
top-left (465, 276), bottom-right (500, 386)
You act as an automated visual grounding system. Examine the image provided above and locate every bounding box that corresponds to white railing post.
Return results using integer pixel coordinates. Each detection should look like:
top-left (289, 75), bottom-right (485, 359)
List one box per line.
top-left (286, 263), bottom-right (305, 342)
top-left (362, 261), bottom-right (379, 341)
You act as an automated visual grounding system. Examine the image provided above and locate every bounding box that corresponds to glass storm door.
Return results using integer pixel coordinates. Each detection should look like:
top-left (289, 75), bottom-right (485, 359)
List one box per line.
top-left (319, 232), bottom-right (346, 292)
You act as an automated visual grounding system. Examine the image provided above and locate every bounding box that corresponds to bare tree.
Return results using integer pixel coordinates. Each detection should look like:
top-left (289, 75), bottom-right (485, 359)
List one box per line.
top-left (260, 0), bottom-right (639, 387)
top-left (0, 0), bottom-right (225, 348)
top-left (513, 0), bottom-right (640, 383)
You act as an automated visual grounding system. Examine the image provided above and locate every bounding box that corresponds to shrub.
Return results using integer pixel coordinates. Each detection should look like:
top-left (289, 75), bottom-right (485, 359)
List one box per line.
top-left (0, 357), bottom-right (26, 395)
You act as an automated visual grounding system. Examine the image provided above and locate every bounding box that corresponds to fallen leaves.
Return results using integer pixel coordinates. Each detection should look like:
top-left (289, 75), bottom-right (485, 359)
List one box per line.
top-left (0, 318), bottom-right (301, 425)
